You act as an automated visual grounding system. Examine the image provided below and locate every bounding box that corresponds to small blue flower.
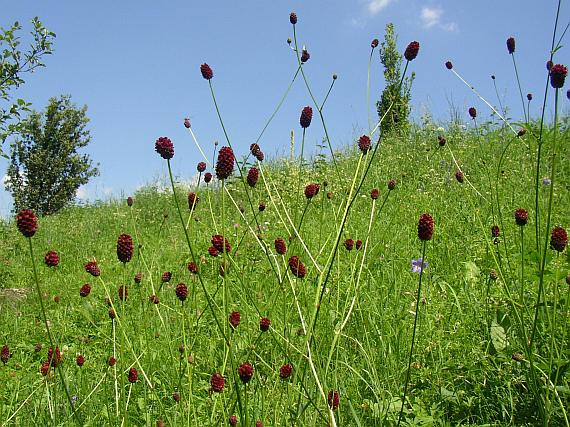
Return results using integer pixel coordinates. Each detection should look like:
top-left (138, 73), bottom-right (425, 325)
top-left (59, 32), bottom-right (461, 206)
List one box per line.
top-left (542, 177), bottom-right (551, 186)
top-left (411, 258), bottom-right (428, 273)
top-left (71, 395), bottom-right (77, 403)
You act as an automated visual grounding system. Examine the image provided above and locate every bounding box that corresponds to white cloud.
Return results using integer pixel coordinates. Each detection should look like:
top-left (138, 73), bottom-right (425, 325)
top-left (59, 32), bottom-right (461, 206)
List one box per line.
top-left (420, 6), bottom-right (457, 32)
top-left (421, 7), bottom-right (442, 28)
top-left (76, 186), bottom-right (88, 199)
top-left (368, 0), bottom-right (394, 15)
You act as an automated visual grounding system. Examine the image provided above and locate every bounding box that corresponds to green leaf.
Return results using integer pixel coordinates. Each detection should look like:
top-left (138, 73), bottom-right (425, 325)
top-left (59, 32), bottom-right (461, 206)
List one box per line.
top-left (490, 320), bottom-right (507, 352)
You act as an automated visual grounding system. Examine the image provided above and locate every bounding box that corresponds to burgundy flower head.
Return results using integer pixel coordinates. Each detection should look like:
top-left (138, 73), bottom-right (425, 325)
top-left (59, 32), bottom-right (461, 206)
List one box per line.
top-left (1, 345), bottom-right (9, 364)
top-left (550, 64), bottom-right (568, 89)
top-left (47, 347), bottom-right (61, 367)
top-left (301, 49), bottom-right (310, 63)
top-left (118, 285), bottom-right (128, 301)
top-left (85, 261), bottom-right (100, 277)
top-left (208, 246), bottom-right (219, 257)
top-left (228, 415), bottom-right (238, 426)
top-left (418, 213), bottom-right (434, 241)
top-left (370, 188), bottom-right (379, 200)
top-left (280, 363), bottom-right (293, 379)
top-left (358, 135), bottom-right (371, 153)
top-left (238, 362), bottom-right (254, 384)
top-left (76, 355), bottom-right (85, 367)
top-left (16, 209), bottom-right (37, 237)
top-left (304, 183), bottom-right (320, 199)
top-left (455, 170), bottom-right (464, 183)
top-left (328, 390), bottom-right (340, 411)
top-left (80, 283), bottom-right (91, 297)
top-left (546, 60), bottom-right (553, 71)
top-left (247, 167), bottom-right (259, 187)
top-left (258, 202), bottom-right (266, 212)
top-left (491, 225), bottom-right (500, 238)
top-left (188, 192), bottom-right (199, 210)
top-left (356, 239), bottom-right (363, 250)
top-left (514, 208), bottom-right (528, 226)
top-left (162, 271), bottom-right (172, 283)
top-left (200, 63), bottom-right (213, 80)
top-left (212, 235), bottom-right (231, 254)
top-left (149, 294), bottom-right (160, 304)
top-left (216, 146), bottom-right (235, 180)
top-left (404, 41), bottom-right (420, 61)
top-left (44, 251), bottom-right (59, 267)
top-left (371, 38), bottom-right (379, 48)
top-left (175, 283), bottom-right (188, 302)
top-left (527, 93), bottom-right (533, 101)
top-left (127, 196), bottom-right (134, 207)
top-left (274, 238), bottom-right (287, 255)
top-left (300, 106), bottom-right (313, 128)
top-left (344, 239), bottom-right (354, 251)
top-left (184, 118), bottom-right (191, 129)
top-left (134, 272), bottom-right (142, 284)
top-left (259, 317), bottom-right (271, 332)
top-left (40, 362), bottom-right (50, 376)
top-left (388, 179), bottom-right (397, 190)
top-left (438, 135), bottom-right (446, 146)
top-left (445, 61), bottom-right (453, 70)
top-left (229, 311), bottom-right (241, 329)
top-left (155, 136), bottom-right (174, 160)
top-left (128, 367), bottom-right (138, 383)
top-left (506, 37), bottom-right (515, 54)
top-left (289, 12), bottom-right (297, 24)
top-left (117, 233), bottom-right (134, 263)
top-left (107, 356), bottom-right (117, 367)
top-left (108, 309), bottom-right (116, 319)
top-left (197, 162), bottom-right (206, 173)
top-left (210, 372), bottom-right (225, 392)
top-left (550, 226), bottom-right (568, 252)
top-left (204, 172), bottom-right (213, 183)
top-left (288, 256), bottom-right (306, 278)
top-left (468, 107), bottom-right (477, 119)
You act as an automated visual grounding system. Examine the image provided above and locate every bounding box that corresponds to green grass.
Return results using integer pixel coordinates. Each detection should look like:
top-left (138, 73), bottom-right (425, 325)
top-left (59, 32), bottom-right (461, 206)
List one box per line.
top-left (0, 118), bottom-right (568, 425)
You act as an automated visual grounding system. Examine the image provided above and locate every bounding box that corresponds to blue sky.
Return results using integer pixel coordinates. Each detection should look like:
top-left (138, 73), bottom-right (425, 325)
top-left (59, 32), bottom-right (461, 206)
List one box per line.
top-left (1, 1), bottom-right (567, 217)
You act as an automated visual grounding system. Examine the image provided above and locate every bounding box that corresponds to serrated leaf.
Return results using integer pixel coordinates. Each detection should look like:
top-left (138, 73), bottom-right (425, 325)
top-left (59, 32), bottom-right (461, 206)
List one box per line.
top-left (490, 320), bottom-right (507, 352)
top-left (463, 261), bottom-right (480, 283)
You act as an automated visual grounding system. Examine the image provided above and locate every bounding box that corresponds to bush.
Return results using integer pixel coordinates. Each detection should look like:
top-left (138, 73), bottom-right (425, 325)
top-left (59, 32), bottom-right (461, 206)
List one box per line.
top-left (6, 95), bottom-right (99, 215)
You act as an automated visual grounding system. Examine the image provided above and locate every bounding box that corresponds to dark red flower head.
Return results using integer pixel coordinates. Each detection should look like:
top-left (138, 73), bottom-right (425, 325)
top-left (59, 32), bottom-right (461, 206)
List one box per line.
top-left (155, 136), bottom-right (174, 160)
top-left (229, 311), bottom-right (241, 329)
top-left (304, 183), bottom-right (320, 199)
top-left (197, 162), bottom-right (206, 173)
top-left (255, 421), bottom-right (263, 427)
top-left (107, 356), bottom-right (117, 367)
top-left (84, 261), bottom-right (100, 277)
top-left (184, 118), bottom-right (191, 129)
top-left (149, 294), bottom-right (160, 304)
top-left (215, 146), bottom-right (235, 180)
top-left (118, 285), bottom-right (128, 301)
top-left (546, 60), bottom-right (553, 71)
top-left (210, 372), bottom-right (225, 392)
top-left (274, 238), bottom-right (287, 255)
top-left (370, 188), bottom-right (379, 200)
top-left (371, 38), bottom-right (379, 48)
top-left (238, 362), bottom-right (254, 383)
top-left (16, 209), bottom-right (37, 237)
top-left (288, 256), bottom-right (306, 278)
top-left (527, 93), bottom-right (533, 101)
top-left (47, 347), bottom-right (61, 367)
top-left (418, 213), bottom-right (434, 241)
top-left (80, 283), bottom-right (91, 297)
top-left (517, 128), bottom-right (526, 137)
top-left (208, 246), bottom-right (219, 257)
top-left (258, 202), bottom-right (266, 212)
top-left (228, 415), bottom-right (238, 426)
top-left (550, 63), bottom-right (568, 89)
top-left (128, 367), bottom-right (138, 383)
top-left (344, 239), bottom-right (354, 250)
top-left (247, 167), bottom-right (259, 187)
top-left (76, 355), bottom-right (85, 367)
top-left (117, 233), bottom-right (133, 263)
top-left (550, 226), bottom-right (568, 252)
top-left (259, 317), bottom-right (271, 332)
top-left (404, 41), bottom-right (420, 61)
top-left (108, 309), bottom-right (116, 319)
top-left (212, 235), bottom-right (231, 254)
top-left (175, 283), bottom-right (188, 301)
top-left (301, 49), bottom-right (310, 63)
top-left (300, 106), bottom-right (313, 128)
top-left (388, 179), bottom-right (397, 190)
top-left (289, 12), bottom-right (297, 24)
top-left (134, 272), bottom-right (142, 284)
top-left (514, 208), bottom-right (528, 226)
top-left (455, 170), bottom-right (464, 183)
top-left (44, 251), bottom-right (59, 267)
top-left (200, 63), bottom-right (213, 80)
top-left (187, 261), bottom-right (198, 274)
top-left (438, 135), bottom-right (446, 146)
top-left (356, 239), bottom-right (363, 250)
top-left (204, 172), bottom-right (213, 183)
top-left (567, 89), bottom-right (570, 100)
top-left (40, 362), bottom-right (50, 376)
top-left (127, 196), bottom-right (134, 207)
top-left (506, 37), bottom-right (515, 54)
top-left (188, 192), bottom-right (199, 210)
top-left (172, 392), bottom-right (181, 402)
top-left (162, 271), bottom-right (172, 283)
top-left (468, 107), bottom-right (477, 119)
top-left (328, 390), bottom-right (340, 411)
top-left (1, 345), bottom-right (9, 364)
top-left (280, 363), bottom-right (293, 379)
top-left (445, 61), bottom-right (453, 70)
top-left (358, 135), bottom-right (371, 153)
top-left (491, 225), bottom-right (500, 238)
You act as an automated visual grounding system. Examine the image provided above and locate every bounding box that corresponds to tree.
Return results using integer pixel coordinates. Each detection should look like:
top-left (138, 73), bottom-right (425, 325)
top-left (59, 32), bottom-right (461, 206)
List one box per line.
top-left (0, 18), bottom-right (55, 158)
top-left (376, 23), bottom-right (415, 135)
top-left (6, 95), bottom-right (99, 215)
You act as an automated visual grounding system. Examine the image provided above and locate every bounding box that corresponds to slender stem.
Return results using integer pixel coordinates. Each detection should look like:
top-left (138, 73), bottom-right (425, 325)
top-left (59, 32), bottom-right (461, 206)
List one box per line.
top-left (520, 227), bottom-right (525, 309)
top-left (367, 49), bottom-right (374, 133)
top-left (397, 241), bottom-right (427, 426)
top-left (511, 54), bottom-right (528, 123)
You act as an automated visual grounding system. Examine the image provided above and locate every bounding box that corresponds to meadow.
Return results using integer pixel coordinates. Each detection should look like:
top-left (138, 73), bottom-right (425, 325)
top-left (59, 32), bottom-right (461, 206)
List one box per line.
top-left (0, 11), bottom-right (569, 427)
